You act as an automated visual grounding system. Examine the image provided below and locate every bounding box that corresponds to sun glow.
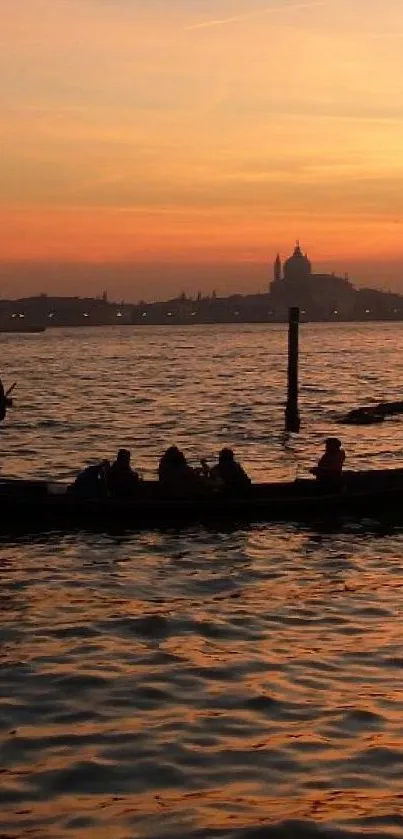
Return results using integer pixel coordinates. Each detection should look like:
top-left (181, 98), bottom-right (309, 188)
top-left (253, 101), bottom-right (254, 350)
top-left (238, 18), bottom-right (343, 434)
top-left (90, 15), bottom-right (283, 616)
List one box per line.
top-left (1, 0), bottom-right (403, 296)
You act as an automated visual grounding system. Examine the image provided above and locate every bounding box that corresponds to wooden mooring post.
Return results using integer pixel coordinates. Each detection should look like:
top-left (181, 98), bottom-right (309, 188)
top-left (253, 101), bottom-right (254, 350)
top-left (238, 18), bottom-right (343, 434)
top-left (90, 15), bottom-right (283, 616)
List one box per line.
top-left (285, 306), bottom-right (300, 433)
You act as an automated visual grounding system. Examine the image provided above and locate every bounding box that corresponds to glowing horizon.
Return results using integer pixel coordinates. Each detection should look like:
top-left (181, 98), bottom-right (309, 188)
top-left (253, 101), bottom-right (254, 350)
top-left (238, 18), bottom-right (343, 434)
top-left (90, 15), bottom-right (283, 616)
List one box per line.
top-left (1, 0), bottom-right (403, 296)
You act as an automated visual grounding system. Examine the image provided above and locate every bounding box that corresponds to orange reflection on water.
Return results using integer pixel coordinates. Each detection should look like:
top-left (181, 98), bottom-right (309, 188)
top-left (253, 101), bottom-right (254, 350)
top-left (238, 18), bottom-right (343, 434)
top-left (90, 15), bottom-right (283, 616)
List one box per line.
top-left (1, 325), bottom-right (403, 838)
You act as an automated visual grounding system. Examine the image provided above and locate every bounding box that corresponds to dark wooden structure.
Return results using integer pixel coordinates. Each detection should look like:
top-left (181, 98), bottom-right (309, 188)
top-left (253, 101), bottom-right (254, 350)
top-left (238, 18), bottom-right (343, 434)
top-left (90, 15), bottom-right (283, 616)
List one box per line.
top-left (285, 306), bottom-right (300, 432)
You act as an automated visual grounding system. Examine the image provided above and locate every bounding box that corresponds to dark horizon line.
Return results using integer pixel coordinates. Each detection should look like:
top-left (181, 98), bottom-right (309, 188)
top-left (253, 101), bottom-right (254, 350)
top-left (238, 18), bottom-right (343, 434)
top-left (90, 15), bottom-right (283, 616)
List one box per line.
top-left (2, 281), bottom-right (403, 308)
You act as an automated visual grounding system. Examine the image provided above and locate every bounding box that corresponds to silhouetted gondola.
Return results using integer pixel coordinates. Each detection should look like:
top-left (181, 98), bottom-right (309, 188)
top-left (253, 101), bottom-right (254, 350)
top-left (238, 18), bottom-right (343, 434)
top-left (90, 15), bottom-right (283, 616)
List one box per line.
top-left (1, 466), bottom-right (403, 533)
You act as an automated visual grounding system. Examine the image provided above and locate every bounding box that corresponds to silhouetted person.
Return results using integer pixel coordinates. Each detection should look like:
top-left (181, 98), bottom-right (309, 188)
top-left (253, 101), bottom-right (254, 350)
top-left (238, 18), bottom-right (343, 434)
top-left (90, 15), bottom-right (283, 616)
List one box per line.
top-left (0, 378), bottom-right (15, 423)
top-left (210, 448), bottom-right (251, 492)
top-left (108, 449), bottom-right (140, 498)
top-left (0, 377), bottom-right (5, 423)
top-left (158, 446), bottom-right (203, 495)
top-left (311, 438), bottom-right (345, 489)
top-left (70, 460), bottom-right (110, 498)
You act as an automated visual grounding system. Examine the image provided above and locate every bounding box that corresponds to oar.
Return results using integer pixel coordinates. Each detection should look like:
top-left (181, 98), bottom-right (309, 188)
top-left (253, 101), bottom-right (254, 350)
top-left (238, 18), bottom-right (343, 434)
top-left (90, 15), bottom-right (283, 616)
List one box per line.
top-left (3, 382), bottom-right (16, 409)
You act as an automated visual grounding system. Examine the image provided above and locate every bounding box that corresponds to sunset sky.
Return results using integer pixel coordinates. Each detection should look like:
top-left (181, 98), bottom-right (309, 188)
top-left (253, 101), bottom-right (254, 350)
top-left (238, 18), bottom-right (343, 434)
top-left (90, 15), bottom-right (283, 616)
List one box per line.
top-left (1, 0), bottom-right (403, 299)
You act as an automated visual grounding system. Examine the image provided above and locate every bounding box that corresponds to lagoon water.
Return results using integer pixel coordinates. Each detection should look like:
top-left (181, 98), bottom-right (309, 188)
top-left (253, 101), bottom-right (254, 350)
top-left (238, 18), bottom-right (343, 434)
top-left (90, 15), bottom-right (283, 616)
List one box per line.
top-left (0, 323), bottom-right (402, 839)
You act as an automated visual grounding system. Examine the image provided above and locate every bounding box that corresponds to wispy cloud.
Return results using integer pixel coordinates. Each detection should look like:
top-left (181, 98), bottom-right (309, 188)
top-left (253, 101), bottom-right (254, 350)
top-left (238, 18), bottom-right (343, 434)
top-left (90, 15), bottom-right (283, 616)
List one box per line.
top-left (184, 1), bottom-right (326, 31)
top-left (364, 32), bottom-right (403, 39)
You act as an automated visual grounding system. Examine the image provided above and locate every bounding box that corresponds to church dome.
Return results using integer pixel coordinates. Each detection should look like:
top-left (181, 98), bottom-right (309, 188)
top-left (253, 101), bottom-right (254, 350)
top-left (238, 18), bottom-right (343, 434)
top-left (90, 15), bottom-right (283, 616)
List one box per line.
top-left (283, 242), bottom-right (311, 282)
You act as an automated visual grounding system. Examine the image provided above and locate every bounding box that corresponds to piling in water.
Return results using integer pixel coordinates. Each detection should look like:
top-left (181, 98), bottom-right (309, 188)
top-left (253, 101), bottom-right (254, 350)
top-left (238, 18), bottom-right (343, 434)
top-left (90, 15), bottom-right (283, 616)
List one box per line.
top-left (285, 306), bottom-right (300, 433)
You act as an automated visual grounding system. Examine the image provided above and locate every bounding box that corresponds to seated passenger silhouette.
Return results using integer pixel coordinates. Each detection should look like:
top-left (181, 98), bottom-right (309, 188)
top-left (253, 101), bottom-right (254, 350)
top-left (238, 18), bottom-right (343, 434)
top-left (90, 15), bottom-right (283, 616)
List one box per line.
top-left (210, 448), bottom-right (251, 492)
top-left (108, 449), bottom-right (140, 498)
top-left (311, 438), bottom-right (345, 489)
top-left (158, 446), bottom-right (203, 495)
top-left (70, 460), bottom-right (110, 498)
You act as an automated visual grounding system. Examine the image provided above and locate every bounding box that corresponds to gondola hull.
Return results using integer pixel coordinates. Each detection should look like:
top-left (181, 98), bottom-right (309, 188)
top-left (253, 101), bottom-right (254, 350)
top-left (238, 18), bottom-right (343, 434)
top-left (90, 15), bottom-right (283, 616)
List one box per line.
top-left (1, 467), bottom-right (403, 534)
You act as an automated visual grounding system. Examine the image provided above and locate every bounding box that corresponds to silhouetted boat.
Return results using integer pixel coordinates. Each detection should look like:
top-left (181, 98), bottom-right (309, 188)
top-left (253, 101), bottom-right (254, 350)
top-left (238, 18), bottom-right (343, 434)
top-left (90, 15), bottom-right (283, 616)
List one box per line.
top-left (341, 401), bottom-right (403, 425)
top-left (0, 324), bottom-right (45, 333)
top-left (0, 467), bottom-right (403, 533)
top-left (341, 409), bottom-right (385, 425)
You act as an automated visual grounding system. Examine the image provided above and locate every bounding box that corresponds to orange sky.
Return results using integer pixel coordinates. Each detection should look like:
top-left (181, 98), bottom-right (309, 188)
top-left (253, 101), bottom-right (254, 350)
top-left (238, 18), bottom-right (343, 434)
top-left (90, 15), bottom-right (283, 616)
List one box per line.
top-left (1, 0), bottom-right (403, 298)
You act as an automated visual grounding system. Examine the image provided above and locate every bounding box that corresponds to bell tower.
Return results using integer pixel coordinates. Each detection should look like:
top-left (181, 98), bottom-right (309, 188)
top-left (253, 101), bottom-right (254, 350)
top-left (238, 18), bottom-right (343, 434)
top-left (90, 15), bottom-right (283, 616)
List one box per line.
top-left (273, 253), bottom-right (282, 284)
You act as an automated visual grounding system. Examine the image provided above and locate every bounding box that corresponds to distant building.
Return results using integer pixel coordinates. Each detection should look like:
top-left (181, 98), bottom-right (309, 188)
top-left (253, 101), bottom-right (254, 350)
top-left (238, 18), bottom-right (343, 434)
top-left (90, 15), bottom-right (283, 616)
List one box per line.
top-left (1, 242), bottom-right (403, 327)
top-left (273, 253), bottom-right (282, 284)
top-left (269, 242), bottom-right (356, 317)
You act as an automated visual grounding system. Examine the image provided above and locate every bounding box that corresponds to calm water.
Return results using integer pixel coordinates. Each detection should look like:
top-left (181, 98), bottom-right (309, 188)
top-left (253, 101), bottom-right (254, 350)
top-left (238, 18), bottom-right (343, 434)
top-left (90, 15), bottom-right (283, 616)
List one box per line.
top-left (0, 323), bottom-right (402, 839)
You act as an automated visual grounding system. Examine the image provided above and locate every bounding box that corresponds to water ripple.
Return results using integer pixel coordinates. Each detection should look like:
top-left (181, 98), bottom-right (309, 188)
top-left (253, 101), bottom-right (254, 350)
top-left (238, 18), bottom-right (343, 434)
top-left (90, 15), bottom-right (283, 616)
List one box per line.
top-left (0, 324), bottom-right (403, 838)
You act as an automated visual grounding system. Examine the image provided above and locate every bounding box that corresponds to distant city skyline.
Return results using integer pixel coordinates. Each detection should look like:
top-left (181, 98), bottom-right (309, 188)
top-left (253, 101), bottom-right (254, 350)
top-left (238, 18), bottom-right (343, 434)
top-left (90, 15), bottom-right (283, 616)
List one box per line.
top-left (2, 0), bottom-right (403, 297)
top-left (0, 257), bottom-right (402, 303)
